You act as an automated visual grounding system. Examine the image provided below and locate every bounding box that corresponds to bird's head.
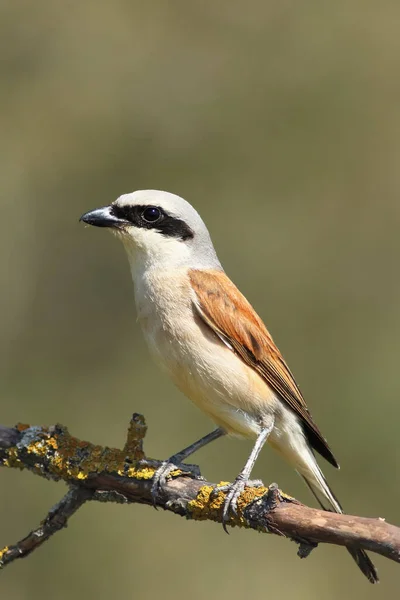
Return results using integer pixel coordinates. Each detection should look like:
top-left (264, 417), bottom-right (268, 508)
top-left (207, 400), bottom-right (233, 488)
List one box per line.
top-left (80, 190), bottom-right (221, 275)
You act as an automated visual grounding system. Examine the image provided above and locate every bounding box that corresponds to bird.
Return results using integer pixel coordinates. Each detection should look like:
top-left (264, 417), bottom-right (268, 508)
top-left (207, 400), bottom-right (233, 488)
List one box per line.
top-left (80, 189), bottom-right (378, 583)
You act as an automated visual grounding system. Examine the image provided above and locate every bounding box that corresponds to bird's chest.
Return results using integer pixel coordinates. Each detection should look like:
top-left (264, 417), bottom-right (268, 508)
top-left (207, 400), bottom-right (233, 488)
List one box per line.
top-left (134, 272), bottom-right (196, 381)
top-left (132, 269), bottom-right (268, 437)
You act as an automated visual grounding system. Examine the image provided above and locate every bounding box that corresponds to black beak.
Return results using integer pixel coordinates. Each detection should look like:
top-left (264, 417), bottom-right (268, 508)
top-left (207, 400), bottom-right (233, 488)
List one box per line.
top-left (79, 206), bottom-right (124, 228)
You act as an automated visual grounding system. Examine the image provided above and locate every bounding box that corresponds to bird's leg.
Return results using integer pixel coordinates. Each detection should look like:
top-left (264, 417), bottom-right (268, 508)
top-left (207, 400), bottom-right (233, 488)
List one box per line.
top-left (149, 428), bottom-right (226, 503)
top-left (214, 422), bottom-right (274, 533)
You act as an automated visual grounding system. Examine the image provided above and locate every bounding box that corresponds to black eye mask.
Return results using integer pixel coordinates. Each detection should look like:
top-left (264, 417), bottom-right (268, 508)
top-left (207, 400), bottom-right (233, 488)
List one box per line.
top-left (110, 204), bottom-right (194, 241)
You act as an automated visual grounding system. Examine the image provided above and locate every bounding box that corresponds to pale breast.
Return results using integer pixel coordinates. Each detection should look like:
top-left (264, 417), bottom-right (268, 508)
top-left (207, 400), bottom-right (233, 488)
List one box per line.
top-left (134, 269), bottom-right (278, 437)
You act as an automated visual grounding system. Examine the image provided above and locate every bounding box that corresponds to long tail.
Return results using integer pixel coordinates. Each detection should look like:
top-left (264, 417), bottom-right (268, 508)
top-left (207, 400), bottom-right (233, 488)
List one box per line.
top-left (296, 448), bottom-right (378, 584)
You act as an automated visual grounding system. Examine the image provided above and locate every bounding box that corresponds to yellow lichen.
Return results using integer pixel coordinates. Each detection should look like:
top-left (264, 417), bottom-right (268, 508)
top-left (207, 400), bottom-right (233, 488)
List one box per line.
top-left (3, 421), bottom-right (296, 517)
top-left (280, 491), bottom-right (295, 501)
top-left (123, 414), bottom-right (147, 460)
top-left (0, 546), bottom-right (9, 563)
top-left (1, 416), bottom-right (178, 494)
top-left (26, 440), bottom-right (51, 457)
top-left (118, 465), bottom-right (156, 480)
top-left (1, 422), bottom-right (170, 485)
top-left (188, 484), bottom-right (229, 522)
top-left (166, 468), bottom-right (183, 479)
top-left (188, 482), bottom-right (277, 528)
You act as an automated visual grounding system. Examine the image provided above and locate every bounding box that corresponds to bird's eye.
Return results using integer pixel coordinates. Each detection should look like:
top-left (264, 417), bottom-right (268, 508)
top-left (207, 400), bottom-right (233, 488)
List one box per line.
top-left (142, 207), bottom-right (162, 223)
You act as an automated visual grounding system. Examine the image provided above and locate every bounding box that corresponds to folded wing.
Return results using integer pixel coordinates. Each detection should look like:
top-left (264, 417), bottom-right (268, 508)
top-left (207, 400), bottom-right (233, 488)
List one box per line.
top-left (189, 269), bottom-right (339, 468)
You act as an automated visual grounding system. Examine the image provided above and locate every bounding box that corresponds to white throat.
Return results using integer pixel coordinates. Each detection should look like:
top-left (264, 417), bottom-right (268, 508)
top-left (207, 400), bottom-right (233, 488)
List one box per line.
top-left (119, 228), bottom-right (222, 284)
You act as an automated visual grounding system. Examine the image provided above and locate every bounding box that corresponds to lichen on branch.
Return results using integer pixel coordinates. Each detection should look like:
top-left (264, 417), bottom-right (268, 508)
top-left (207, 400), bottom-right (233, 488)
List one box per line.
top-left (0, 416), bottom-right (399, 574)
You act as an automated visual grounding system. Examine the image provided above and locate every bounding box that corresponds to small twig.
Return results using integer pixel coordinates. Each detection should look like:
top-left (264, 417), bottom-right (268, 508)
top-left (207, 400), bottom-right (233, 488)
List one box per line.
top-left (0, 416), bottom-right (399, 574)
top-left (0, 486), bottom-right (93, 568)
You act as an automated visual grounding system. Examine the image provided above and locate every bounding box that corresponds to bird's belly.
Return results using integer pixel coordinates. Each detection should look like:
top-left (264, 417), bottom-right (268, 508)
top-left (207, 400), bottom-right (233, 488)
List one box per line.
top-left (141, 315), bottom-right (278, 438)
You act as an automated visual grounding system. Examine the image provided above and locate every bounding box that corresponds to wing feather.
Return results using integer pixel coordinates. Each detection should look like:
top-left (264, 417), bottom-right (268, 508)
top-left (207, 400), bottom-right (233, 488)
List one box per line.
top-left (189, 269), bottom-right (339, 468)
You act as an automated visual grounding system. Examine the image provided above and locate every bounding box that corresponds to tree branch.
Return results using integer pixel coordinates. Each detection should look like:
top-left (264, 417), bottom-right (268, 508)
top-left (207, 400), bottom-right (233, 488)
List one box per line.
top-left (0, 486), bottom-right (93, 567)
top-left (0, 416), bottom-right (399, 572)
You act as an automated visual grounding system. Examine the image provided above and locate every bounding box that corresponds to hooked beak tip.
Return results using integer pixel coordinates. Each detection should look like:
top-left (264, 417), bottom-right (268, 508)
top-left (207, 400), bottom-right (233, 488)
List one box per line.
top-left (79, 206), bottom-right (122, 228)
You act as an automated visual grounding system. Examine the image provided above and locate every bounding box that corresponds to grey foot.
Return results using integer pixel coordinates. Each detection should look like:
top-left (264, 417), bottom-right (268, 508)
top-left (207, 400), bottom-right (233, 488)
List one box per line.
top-left (213, 477), bottom-right (263, 533)
top-left (149, 460), bottom-right (202, 506)
top-left (150, 461), bottom-right (179, 504)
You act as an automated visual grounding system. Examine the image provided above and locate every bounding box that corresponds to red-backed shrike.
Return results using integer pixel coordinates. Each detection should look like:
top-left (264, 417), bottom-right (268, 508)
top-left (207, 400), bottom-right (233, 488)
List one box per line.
top-left (80, 190), bottom-right (377, 583)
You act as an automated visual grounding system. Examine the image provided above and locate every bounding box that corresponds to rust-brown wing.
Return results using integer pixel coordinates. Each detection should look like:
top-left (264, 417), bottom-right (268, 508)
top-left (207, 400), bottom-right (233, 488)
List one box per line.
top-left (189, 269), bottom-right (339, 468)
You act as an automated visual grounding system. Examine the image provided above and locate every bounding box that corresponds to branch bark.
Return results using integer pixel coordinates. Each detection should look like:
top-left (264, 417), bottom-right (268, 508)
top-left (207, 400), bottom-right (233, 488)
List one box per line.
top-left (0, 417), bottom-right (399, 572)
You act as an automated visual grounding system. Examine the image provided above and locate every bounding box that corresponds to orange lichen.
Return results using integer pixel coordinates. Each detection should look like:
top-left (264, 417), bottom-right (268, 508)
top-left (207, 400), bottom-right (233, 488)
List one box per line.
top-left (16, 423), bottom-right (30, 432)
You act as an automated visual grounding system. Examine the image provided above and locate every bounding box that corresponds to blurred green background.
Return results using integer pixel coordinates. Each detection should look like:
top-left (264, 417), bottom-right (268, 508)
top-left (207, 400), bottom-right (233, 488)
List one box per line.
top-left (1, 1), bottom-right (399, 597)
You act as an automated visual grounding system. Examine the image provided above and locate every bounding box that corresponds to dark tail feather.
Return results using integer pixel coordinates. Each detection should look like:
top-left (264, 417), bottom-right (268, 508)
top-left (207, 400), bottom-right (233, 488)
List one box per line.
top-left (347, 547), bottom-right (379, 584)
top-left (299, 467), bottom-right (379, 584)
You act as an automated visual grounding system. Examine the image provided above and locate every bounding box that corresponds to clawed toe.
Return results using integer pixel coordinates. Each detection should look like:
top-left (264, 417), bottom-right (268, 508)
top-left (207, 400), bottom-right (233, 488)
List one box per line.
top-left (150, 461), bottom-right (178, 505)
top-left (149, 459), bottom-right (201, 505)
top-left (213, 477), bottom-right (264, 533)
top-left (222, 480), bottom-right (246, 531)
